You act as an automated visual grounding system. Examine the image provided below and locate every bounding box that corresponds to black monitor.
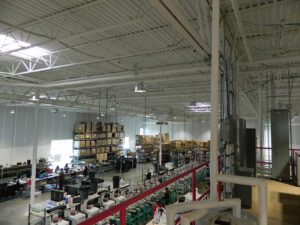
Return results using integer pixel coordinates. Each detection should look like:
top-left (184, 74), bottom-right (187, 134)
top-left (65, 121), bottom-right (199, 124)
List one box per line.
top-left (51, 190), bottom-right (64, 202)
top-left (73, 196), bottom-right (82, 204)
top-left (65, 185), bottom-right (79, 196)
top-left (79, 185), bottom-right (90, 200)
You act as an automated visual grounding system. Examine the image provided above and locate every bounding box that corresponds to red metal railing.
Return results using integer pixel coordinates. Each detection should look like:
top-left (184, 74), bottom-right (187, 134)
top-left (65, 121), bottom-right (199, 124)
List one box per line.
top-left (256, 147), bottom-right (300, 166)
top-left (79, 161), bottom-right (210, 225)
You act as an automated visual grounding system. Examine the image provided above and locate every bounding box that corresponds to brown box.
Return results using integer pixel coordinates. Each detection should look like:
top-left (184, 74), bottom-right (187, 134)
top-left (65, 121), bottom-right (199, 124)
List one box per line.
top-left (85, 140), bottom-right (91, 147)
top-left (85, 122), bottom-right (91, 132)
top-left (74, 141), bottom-right (86, 148)
top-left (91, 148), bottom-right (96, 155)
top-left (107, 132), bottom-right (112, 138)
top-left (91, 141), bottom-right (96, 147)
top-left (106, 125), bottom-right (111, 132)
top-left (92, 122), bottom-right (97, 131)
top-left (85, 133), bottom-right (91, 139)
top-left (92, 133), bottom-right (97, 139)
top-left (86, 149), bottom-right (91, 155)
top-left (204, 141), bottom-right (210, 147)
top-left (75, 123), bottom-right (85, 133)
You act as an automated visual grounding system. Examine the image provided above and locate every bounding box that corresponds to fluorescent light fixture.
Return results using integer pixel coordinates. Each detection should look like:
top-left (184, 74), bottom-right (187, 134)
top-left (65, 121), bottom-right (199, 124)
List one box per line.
top-left (96, 116), bottom-right (100, 120)
top-left (10, 109), bottom-right (15, 114)
top-left (173, 116), bottom-right (177, 119)
top-left (188, 102), bottom-right (211, 113)
top-left (51, 108), bottom-right (57, 113)
top-left (101, 113), bottom-right (105, 117)
top-left (134, 80), bottom-right (146, 93)
top-left (62, 114), bottom-right (66, 117)
top-left (30, 95), bottom-right (38, 101)
top-left (0, 34), bottom-right (49, 59)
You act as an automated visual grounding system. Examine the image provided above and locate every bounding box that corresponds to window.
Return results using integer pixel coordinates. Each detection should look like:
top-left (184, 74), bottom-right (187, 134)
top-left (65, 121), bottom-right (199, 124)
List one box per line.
top-left (123, 137), bottom-right (129, 149)
top-left (50, 139), bottom-right (73, 169)
top-left (139, 128), bottom-right (144, 135)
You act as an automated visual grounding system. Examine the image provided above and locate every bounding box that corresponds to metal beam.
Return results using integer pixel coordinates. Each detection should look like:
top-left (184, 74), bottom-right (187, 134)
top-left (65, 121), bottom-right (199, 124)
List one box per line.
top-left (0, 64), bottom-right (208, 88)
top-left (148, 0), bottom-right (210, 56)
top-left (230, 0), bottom-right (252, 61)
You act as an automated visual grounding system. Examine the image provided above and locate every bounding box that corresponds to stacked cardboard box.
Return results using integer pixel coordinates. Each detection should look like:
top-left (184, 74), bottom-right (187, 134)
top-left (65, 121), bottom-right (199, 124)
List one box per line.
top-left (73, 122), bottom-right (125, 161)
top-left (96, 153), bottom-right (107, 162)
top-left (170, 140), bottom-right (210, 152)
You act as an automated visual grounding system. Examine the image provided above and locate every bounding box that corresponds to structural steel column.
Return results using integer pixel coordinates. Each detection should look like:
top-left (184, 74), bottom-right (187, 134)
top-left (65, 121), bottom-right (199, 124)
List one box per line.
top-left (210, 0), bottom-right (220, 201)
top-left (30, 102), bottom-right (40, 205)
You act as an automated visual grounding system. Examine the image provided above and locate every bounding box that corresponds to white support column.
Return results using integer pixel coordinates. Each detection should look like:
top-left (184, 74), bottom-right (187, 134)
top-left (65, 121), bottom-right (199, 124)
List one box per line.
top-left (210, 0), bottom-right (220, 201)
top-left (159, 124), bottom-right (162, 166)
top-left (30, 102), bottom-right (40, 206)
top-left (259, 75), bottom-right (263, 162)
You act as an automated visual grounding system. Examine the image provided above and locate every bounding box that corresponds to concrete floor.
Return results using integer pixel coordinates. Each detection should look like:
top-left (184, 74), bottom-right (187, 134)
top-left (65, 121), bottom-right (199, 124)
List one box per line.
top-left (0, 163), bottom-right (153, 225)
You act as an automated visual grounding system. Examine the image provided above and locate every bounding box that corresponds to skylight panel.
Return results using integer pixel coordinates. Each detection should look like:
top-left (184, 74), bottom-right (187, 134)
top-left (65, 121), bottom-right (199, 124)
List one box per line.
top-left (0, 34), bottom-right (49, 59)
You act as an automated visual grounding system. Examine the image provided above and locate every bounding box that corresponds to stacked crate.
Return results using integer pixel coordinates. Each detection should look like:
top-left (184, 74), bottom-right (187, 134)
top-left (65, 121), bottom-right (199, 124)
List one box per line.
top-left (73, 122), bottom-right (125, 162)
top-left (136, 135), bottom-right (153, 163)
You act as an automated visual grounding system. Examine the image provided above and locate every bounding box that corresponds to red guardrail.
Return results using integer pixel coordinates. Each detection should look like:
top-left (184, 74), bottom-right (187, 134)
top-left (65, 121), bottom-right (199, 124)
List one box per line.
top-left (79, 161), bottom-right (210, 225)
top-left (256, 147), bottom-right (300, 166)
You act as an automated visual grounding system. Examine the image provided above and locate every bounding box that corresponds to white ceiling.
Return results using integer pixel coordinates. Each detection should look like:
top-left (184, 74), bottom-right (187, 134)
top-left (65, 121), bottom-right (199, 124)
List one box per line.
top-left (0, 0), bottom-right (299, 119)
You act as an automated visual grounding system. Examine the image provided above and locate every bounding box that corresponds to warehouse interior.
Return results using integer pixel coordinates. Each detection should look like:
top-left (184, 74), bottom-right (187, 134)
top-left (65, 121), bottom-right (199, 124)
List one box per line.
top-left (0, 0), bottom-right (300, 225)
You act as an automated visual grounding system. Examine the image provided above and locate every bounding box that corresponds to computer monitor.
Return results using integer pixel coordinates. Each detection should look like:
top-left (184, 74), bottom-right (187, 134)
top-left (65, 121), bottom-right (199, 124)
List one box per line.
top-left (72, 196), bottom-right (82, 204)
top-left (79, 185), bottom-right (90, 200)
top-left (51, 190), bottom-right (64, 202)
top-left (65, 185), bottom-right (79, 196)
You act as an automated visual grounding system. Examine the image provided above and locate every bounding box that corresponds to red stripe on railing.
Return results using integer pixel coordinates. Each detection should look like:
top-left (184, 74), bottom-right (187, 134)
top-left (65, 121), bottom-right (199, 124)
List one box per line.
top-left (79, 161), bottom-right (210, 225)
top-left (256, 161), bottom-right (272, 164)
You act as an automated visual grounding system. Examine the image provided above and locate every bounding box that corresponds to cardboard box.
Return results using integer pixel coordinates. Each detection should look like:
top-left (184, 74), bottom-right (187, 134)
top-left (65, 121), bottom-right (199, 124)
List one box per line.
top-left (107, 139), bottom-right (112, 145)
top-left (74, 123), bottom-right (86, 133)
top-left (92, 133), bottom-right (97, 139)
top-left (85, 133), bottom-right (91, 139)
top-left (106, 125), bottom-right (111, 132)
top-left (85, 140), bottom-right (91, 147)
top-left (96, 153), bottom-right (107, 162)
top-left (85, 122), bottom-right (92, 132)
top-left (91, 148), bottom-right (96, 155)
top-left (107, 132), bottom-right (112, 138)
top-left (92, 122), bottom-right (97, 131)
top-left (74, 141), bottom-right (85, 148)
top-left (91, 141), bottom-right (96, 147)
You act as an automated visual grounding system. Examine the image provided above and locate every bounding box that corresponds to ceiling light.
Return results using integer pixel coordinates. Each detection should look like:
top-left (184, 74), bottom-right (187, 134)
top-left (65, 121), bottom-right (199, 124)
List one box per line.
top-left (62, 114), bottom-right (66, 117)
top-left (173, 116), bottom-right (177, 119)
top-left (96, 116), bottom-right (100, 120)
top-left (134, 80), bottom-right (146, 93)
top-left (0, 34), bottom-right (49, 59)
top-left (101, 113), bottom-right (105, 117)
top-left (10, 109), bottom-right (15, 114)
top-left (30, 94), bottom-right (38, 101)
top-left (188, 102), bottom-right (211, 113)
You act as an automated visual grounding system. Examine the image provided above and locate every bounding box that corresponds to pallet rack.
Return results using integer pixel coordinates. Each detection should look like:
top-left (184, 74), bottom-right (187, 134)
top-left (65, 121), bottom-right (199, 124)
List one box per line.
top-left (73, 122), bottom-right (124, 163)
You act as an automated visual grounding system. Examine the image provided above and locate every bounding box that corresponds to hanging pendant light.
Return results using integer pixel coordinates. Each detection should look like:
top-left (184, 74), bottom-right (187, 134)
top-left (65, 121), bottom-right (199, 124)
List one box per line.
top-left (134, 80), bottom-right (146, 93)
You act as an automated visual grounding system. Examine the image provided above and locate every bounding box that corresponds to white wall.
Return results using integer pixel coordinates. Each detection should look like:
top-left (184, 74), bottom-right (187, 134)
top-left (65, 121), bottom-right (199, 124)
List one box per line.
top-left (0, 104), bottom-right (212, 166)
top-left (0, 105), bottom-right (95, 166)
